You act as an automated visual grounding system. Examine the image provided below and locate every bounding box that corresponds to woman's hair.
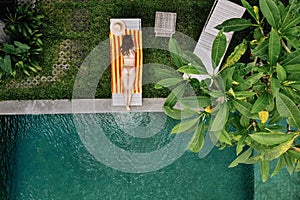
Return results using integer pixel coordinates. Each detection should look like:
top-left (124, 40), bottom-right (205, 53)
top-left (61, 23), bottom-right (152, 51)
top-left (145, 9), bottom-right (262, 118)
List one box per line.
top-left (121, 35), bottom-right (134, 56)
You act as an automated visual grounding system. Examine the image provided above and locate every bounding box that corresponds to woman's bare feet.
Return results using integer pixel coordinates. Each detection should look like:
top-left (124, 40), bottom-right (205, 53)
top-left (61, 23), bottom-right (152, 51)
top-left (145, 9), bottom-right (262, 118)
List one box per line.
top-left (126, 104), bottom-right (130, 111)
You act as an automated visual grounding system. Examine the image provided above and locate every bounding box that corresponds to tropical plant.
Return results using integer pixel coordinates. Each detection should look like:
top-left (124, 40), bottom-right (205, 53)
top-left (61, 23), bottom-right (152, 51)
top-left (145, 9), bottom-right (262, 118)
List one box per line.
top-left (4, 3), bottom-right (44, 43)
top-left (156, 0), bottom-right (300, 182)
top-left (0, 3), bottom-right (45, 78)
top-left (0, 41), bottom-right (40, 79)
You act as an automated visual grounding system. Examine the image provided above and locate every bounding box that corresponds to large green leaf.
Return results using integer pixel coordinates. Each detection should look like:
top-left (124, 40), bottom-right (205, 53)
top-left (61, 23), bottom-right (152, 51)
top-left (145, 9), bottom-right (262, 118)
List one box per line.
top-left (249, 132), bottom-right (295, 145)
top-left (277, 1), bottom-right (285, 21)
top-left (281, 49), bottom-right (300, 66)
top-left (240, 115), bottom-right (250, 127)
top-left (252, 39), bottom-right (269, 59)
top-left (280, 0), bottom-right (298, 29)
top-left (155, 78), bottom-right (184, 89)
top-left (264, 137), bottom-right (295, 160)
top-left (291, 83), bottom-right (300, 91)
top-left (232, 99), bottom-right (256, 119)
top-left (236, 135), bottom-right (247, 155)
top-left (229, 147), bottom-right (253, 168)
top-left (269, 28), bottom-right (281, 66)
top-left (281, 87), bottom-right (300, 102)
top-left (164, 83), bottom-right (186, 108)
top-left (218, 130), bottom-right (232, 145)
top-left (271, 77), bottom-right (280, 97)
top-left (188, 122), bottom-right (205, 152)
top-left (248, 138), bottom-right (266, 153)
top-left (162, 106), bottom-right (182, 120)
top-left (14, 41), bottom-right (30, 51)
top-left (276, 63), bottom-right (287, 82)
top-left (162, 106), bottom-right (198, 120)
top-left (179, 96), bottom-right (211, 108)
top-left (212, 30), bottom-right (227, 68)
top-left (0, 55), bottom-right (12, 73)
top-left (284, 32), bottom-right (300, 49)
top-left (284, 64), bottom-right (300, 73)
top-left (3, 55), bottom-right (12, 73)
top-left (246, 72), bottom-right (264, 85)
top-left (235, 62), bottom-right (254, 76)
top-left (259, 0), bottom-right (281, 29)
top-left (283, 153), bottom-right (295, 175)
top-left (260, 159), bottom-right (270, 182)
top-left (223, 40), bottom-right (247, 69)
top-left (287, 148), bottom-right (300, 160)
top-left (271, 155), bottom-right (285, 177)
top-left (208, 90), bottom-right (224, 98)
top-left (2, 43), bottom-right (16, 54)
top-left (210, 103), bottom-right (229, 132)
top-left (281, 15), bottom-right (300, 33)
top-left (221, 67), bottom-right (235, 90)
top-left (177, 65), bottom-right (208, 75)
top-left (241, 0), bottom-right (257, 22)
top-left (287, 73), bottom-right (300, 82)
top-left (251, 93), bottom-right (270, 113)
top-left (169, 38), bottom-right (183, 68)
top-left (234, 91), bottom-right (256, 99)
top-left (276, 92), bottom-right (300, 128)
top-left (153, 67), bottom-right (181, 79)
top-left (171, 117), bottom-right (199, 134)
top-left (244, 154), bottom-right (263, 164)
top-left (215, 18), bottom-right (253, 32)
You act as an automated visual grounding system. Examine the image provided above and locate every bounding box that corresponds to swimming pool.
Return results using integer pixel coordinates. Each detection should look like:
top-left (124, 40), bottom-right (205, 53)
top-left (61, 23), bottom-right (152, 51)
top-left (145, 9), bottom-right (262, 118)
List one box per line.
top-left (1, 113), bottom-right (255, 199)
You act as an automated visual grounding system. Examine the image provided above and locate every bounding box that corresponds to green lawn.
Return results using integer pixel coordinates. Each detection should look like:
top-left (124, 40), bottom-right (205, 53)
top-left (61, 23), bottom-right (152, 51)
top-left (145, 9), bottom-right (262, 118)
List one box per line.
top-left (0, 0), bottom-right (249, 100)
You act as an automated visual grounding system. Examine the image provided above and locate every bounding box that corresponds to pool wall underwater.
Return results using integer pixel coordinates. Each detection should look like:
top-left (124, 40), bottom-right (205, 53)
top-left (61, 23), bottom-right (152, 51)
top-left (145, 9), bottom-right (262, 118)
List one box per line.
top-left (0, 116), bottom-right (18, 200)
top-left (0, 113), bottom-right (299, 199)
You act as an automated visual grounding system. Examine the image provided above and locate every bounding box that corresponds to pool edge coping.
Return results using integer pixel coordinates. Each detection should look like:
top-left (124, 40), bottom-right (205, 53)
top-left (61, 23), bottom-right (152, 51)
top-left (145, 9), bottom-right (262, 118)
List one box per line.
top-left (0, 98), bottom-right (166, 115)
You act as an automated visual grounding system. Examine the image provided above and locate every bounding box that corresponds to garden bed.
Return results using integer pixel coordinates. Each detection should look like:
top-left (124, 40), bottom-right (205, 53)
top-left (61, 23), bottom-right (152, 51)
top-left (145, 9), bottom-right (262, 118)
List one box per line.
top-left (0, 0), bottom-right (249, 100)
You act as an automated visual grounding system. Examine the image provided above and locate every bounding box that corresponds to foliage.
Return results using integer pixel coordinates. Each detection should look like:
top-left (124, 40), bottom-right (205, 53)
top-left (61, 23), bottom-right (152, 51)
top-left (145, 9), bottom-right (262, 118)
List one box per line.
top-left (0, 41), bottom-right (33, 79)
top-left (4, 4), bottom-right (44, 42)
top-left (157, 0), bottom-right (300, 182)
top-left (0, 3), bottom-right (44, 79)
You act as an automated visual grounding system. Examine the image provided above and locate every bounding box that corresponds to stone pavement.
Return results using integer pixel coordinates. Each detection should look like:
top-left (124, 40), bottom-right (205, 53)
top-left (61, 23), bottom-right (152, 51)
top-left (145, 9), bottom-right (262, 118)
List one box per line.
top-left (0, 98), bottom-right (166, 115)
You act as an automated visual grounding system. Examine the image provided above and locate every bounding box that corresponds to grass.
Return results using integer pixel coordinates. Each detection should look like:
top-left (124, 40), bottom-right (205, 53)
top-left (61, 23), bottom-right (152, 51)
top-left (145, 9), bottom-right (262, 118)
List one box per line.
top-left (0, 0), bottom-right (254, 100)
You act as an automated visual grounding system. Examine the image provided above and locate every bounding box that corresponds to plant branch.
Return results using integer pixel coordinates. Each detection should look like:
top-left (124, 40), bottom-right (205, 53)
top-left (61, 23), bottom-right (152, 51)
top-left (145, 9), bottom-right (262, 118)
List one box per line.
top-left (259, 25), bottom-right (264, 37)
top-left (252, 120), bottom-right (257, 132)
top-left (253, 57), bottom-right (258, 66)
top-left (281, 39), bottom-right (291, 54)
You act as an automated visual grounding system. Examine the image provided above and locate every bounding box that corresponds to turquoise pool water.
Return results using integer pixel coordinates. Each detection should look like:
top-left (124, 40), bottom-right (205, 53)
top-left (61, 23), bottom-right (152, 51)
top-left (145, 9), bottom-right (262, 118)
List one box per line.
top-left (2, 113), bottom-right (254, 199)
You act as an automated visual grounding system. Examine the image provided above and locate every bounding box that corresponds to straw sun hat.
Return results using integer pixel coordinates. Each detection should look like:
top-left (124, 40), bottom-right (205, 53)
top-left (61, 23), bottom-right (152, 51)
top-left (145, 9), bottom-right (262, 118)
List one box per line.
top-left (110, 20), bottom-right (125, 36)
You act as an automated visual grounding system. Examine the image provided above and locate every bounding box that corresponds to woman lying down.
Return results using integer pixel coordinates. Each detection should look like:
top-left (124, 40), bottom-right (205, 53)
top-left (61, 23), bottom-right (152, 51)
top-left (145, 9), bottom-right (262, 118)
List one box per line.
top-left (120, 35), bottom-right (136, 111)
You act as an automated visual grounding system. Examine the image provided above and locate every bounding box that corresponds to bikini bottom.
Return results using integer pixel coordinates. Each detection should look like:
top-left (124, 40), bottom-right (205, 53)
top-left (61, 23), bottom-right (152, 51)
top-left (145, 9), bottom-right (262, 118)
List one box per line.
top-left (122, 66), bottom-right (136, 90)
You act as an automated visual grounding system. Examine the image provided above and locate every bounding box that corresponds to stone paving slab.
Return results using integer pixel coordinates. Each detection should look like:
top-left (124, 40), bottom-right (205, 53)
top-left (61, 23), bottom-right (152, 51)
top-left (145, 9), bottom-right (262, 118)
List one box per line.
top-left (0, 98), bottom-right (166, 115)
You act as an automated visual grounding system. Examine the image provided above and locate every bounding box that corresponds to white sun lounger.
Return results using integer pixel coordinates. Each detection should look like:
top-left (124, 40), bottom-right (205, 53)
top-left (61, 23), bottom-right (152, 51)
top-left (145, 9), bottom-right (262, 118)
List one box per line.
top-left (193, 0), bottom-right (246, 77)
top-left (110, 18), bottom-right (143, 106)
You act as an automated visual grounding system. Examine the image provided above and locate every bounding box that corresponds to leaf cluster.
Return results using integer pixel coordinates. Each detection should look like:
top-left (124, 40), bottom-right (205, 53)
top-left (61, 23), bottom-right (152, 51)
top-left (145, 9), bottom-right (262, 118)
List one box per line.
top-left (0, 3), bottom-right (45, 79)
top-left (157, 0), bottom-right (300, 182)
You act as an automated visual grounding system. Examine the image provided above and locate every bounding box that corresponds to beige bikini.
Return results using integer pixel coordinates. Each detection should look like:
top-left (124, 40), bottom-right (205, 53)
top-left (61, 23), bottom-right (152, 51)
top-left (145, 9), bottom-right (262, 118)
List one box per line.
top-left (122, 49), bottom-right (136, 90)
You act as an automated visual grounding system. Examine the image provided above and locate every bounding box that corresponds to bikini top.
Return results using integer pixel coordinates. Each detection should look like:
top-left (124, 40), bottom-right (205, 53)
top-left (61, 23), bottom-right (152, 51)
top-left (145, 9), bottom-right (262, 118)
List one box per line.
top-left (123, 49), bottom-right (135, 59)
top-left (123, 49), bottom-right (135, 66)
